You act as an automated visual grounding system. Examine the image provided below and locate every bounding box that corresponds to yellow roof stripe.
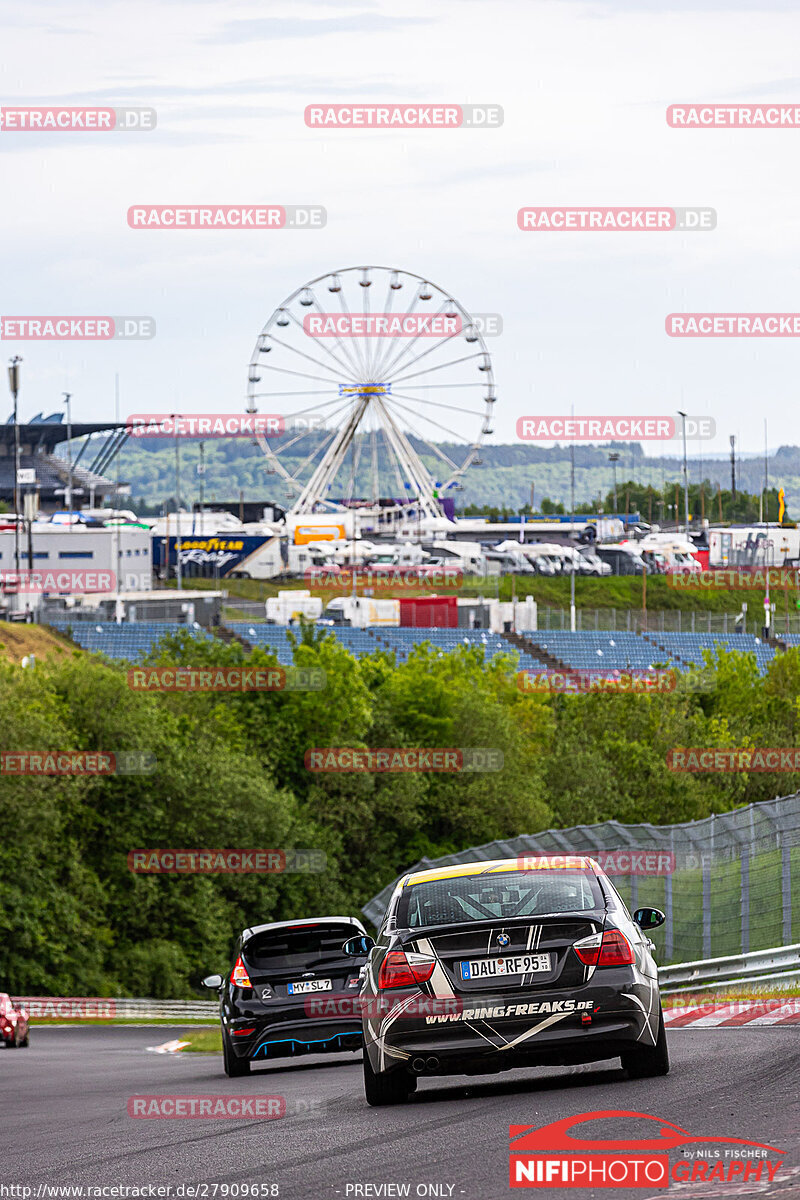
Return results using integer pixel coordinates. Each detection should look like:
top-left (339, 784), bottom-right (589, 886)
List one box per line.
top-left (403, 855), bottom-right (600, 887)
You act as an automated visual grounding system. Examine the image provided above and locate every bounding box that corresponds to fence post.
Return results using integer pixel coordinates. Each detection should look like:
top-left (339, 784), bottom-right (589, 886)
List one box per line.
top-left (740, 848), bottom-right (750, 954)
top-left (782, 840), bottom-right (792, 944)
top-left (664, 871), bottom-right (673, 960)
top-left (702, 857), bottom-right (712, 959)
top-left (678, 610), bottom-right (681, 634)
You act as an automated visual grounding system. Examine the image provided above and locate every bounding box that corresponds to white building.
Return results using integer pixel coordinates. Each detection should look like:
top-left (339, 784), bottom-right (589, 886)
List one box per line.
top-left (0, 525), bottom-right (152, 614)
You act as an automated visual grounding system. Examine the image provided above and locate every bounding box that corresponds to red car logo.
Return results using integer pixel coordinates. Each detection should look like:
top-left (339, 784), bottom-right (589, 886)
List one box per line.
top-left (510, 1110), bottom-right (783, 1155)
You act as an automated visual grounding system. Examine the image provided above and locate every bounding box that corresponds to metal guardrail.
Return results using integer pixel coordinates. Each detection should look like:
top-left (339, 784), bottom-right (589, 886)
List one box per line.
top-left (114, 999), bottom-right (218, 1020)
top-left (16, 997), bottom-right (218, 1022)
top-left (17, 945), bottom-right (800, 1020)
top-left (659, 943), bottom-right (800, 995)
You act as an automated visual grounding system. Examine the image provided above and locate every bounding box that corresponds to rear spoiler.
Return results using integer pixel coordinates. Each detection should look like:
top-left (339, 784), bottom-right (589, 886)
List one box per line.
top-left (595, 873), bottom-right (613, 911)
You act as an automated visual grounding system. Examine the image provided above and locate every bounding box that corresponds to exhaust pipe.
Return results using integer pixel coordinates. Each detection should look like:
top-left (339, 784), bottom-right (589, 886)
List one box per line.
top-left (425, 1056), bottom-right (439, 1072)
top-left (411, 1057), bottom-right (427, 1073)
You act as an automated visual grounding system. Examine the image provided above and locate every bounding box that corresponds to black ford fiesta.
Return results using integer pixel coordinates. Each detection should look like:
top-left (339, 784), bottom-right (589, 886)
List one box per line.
top-left (203, 916), bottom-right (370, 1076)
top-left (342, 856), bottom-right (669, 1105)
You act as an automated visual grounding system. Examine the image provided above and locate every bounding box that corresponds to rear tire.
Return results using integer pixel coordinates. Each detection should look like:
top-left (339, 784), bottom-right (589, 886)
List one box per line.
top-left (362, 1052), bottom-right (415, 1106)
top-left (222, 1028), bottom-right (251, 1077)
top-left (19, 1032), bottom-right (29, 1048)
top-left (621, 1008), bottom-right (669, 1079)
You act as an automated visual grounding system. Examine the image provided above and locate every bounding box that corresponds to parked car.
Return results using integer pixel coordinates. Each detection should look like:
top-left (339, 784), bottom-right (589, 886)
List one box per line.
top-left (578, 551), bottom-right (612, 576)
top-left (0, 994), bottom-right (29, 1048)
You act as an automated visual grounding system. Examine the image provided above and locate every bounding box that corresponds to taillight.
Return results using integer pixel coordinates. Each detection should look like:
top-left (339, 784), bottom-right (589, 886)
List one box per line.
top-left (573, 929), bottom-right (634, 967)
top-left (232, 1026), bottom-right (255, 1036)
top-left (378, 950), bottom-right (436, 989)
top-left (231, 956), bottom-right (252, 987)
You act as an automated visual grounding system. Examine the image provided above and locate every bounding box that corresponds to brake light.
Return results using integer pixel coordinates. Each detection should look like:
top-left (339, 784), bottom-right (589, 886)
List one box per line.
top-left (231, 956), bottom-right (252, 987)
top-left (232, 1026), bottom-right (255, 1036)
top-left (378, 950), bottom-right (436, 989)
top-left (573, 929), bottom-right (634, 967)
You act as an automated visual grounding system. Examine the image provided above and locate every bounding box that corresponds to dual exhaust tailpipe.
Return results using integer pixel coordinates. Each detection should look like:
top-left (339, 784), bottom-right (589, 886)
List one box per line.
top-left (410, 1055), bottom-right (440, 1074)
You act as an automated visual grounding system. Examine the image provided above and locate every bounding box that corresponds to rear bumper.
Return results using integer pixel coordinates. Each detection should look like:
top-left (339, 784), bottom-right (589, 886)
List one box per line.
top-left (373, 1013), bottom-right (642, 1074)
top-left (363, 981), bottom-right (660, 1076)
top-left (225, 1014), bottom-right (363, 1060)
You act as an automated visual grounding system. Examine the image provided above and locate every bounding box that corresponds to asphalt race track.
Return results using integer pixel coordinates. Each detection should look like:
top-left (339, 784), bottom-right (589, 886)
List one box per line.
top-left (2, 1027), bottom-right (799, 1199)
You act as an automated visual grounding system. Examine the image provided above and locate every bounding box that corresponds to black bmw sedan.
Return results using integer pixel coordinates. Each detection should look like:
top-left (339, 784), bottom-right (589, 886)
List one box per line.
top-left (203, 916), bottom-right (370, 1076)
top-left (343, 856), bottom-right (669, 1105)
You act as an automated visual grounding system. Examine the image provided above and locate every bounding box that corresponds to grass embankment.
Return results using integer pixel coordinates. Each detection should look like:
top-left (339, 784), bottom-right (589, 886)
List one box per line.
top-left (0, 624), bottom-right (76, 663)
top-left (178, 1028), bottom-right (222, 1052)
top-left (174, 575), bottom-right (789, 615)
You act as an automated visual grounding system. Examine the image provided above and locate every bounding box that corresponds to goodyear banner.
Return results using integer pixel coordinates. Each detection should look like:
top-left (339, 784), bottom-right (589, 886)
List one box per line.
top-left (152, 534), bottom-right (276, 578)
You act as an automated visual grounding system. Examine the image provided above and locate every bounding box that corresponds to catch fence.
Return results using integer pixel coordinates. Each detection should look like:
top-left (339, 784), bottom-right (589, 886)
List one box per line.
top-left (362, 793), bottom-right (800, 965)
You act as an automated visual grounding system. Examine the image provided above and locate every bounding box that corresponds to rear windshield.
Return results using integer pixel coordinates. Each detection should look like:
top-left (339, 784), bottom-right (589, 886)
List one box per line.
top-left (242, 924), bottom-right (361, 970)
top-left (395, 870), bottom-right (604, 929)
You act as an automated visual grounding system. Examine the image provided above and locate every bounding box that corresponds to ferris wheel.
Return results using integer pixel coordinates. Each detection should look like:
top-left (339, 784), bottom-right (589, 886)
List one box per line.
top-left (245, 265), bottom-right (495, 518)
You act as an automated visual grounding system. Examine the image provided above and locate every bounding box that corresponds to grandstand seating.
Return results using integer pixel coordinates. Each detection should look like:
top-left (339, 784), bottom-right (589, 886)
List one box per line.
top-left (44, 617), bottom-right (214, 660)
top-left (226, 623), bottom-right (295, 665)
top-left (642, 631), bottom-right (776, 676)
top-left (41, 617), bottom-right (782, 676)
top-left (518, 629), bottom-right (776, 676)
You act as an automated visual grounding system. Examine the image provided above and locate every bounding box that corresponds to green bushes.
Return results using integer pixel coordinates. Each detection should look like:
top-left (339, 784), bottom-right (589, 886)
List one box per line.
top-left (1, 632), bottom-right (799, 995)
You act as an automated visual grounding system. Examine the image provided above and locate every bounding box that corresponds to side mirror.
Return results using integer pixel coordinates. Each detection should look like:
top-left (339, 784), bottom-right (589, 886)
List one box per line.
top-left (342, 935), bottom-right (375, 957)
top-left (633, 908), bottom-right (665, 931)
top-left (202, 974), bottom-right (224, 989)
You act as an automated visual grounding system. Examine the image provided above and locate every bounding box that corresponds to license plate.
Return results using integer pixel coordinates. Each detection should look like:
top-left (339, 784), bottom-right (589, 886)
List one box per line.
top-left (287, 978), bottom-right (332, 995)
top-left (458, 953), bottom-right (551, 980)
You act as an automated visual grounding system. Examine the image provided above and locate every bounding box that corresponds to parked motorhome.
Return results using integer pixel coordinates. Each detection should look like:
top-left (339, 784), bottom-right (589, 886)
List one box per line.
top-left (707, 526), bottom-right (800, 569)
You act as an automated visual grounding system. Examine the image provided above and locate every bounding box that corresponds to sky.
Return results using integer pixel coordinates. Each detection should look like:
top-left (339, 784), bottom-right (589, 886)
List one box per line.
top-left (2, 0), bottom-right (800, 466)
